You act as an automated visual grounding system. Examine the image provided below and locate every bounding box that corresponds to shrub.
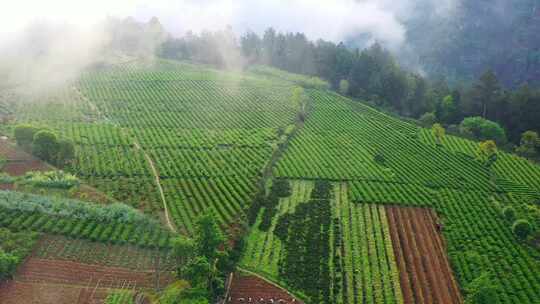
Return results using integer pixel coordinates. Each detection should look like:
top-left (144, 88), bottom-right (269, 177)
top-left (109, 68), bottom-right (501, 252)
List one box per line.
top-left (21, 171), bottom-right (79, 189)
top-left (460, 117), bottom-right (507, 144)
top-left (465, 272), bottom-right (499, 304)
top-left (104, 290), bottom-right (134, 304)
top-left (502, 206), bottom-right (516, 222)
top-left (32, 130), bottom-right (59, 163)
top-left (512, 219), bottom-right (532, 239)
top-left (339, 79), bottom-right (350, 95)
top-left (419, 112), bottom-right (436, 127)
top-left (13, 124), bottom-right (39, 147)
top-left (0, 250), bottom-right (18, 280)
top-left (56, 139), bottom-right (75, 166)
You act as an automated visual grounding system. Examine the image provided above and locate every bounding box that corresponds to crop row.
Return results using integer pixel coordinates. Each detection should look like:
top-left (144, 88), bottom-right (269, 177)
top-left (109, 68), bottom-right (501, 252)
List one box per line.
top-left (0, 208), bottom-right (172, 248)
top-left (433, 189), bottom-right (540, 303)
top-left (419, 128), bottom-right (540, 193)
top-left (241, 181), bottom-right (403, 304)
top-left (162, 175), bottom-right (257, 234)
top-left (34, 235), bottom-right (175, 271)
top-left (276, 90), bottom-right (494, 192)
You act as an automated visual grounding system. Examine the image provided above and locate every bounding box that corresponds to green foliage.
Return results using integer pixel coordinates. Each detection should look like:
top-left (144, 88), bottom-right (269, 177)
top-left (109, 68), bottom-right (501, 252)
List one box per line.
top-left (436, 95), bottom-right (460, 124)
top-left (502, 206), bottom-right (516, 222)
top-left (159, 281), bottom-right (209, 304)
top-left (194, 213), bottom-right (225, 261)
top-left (259, 179), bottom-right (291, 231)
top-left (104, 290), bottom-right (134, 304)
top-left (172, 236), bottom-right (196, 263)
top-left (182, 257), bottom-right (211, 288)
top-left (0, 228), bottom-right (39, 280)
top-left (0, 250), bottom-right (18, 280)
top-left (431, 123), bottom-right (446, 145)
top-left (476, 140), bottom-right (498, 167)
top-left (14, 124), bottom-right (39, 147)
top-left (248, 65), bottom-right (330, 90)
top-left (512, 219), bottom-right (532, 239)
top-left (0, 191), bottom-right (170, 248)
top-left (339, 79), bottom-right (349, 95)
top-left (516, 130), bottom-right (539, 158)
top-left (273, 180), bottom-right (332, 303)
top-left (56, 139), bottom-right (75, 166)
top-left (21, 171), bottom-right (79, 189)
top-left (32, 130), bottom-right (59, 163)
top-left (419, 112), bottom-right (436, 127)
top-left (460, 117), bottom-right (507, 144)
top-left (465, 272), bottom-right (499, 304)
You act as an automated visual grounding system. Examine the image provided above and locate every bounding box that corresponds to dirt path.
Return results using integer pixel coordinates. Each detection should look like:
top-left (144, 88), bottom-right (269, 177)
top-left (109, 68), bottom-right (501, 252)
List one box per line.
top-left (75, 86), bottom-right (177, 233)
top-left (129, 136), bottom-right (177, 233)
top-left (385, 206), bottom-right (462, 304)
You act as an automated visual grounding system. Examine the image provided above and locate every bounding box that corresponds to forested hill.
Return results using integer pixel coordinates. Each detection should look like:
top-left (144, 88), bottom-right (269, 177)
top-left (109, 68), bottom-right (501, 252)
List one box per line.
top-left (404, 0), bottom-right (540, 87)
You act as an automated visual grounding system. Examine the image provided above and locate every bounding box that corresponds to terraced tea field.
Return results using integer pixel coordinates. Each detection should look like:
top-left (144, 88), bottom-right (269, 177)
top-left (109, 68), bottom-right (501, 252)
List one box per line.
top-left (3, 60), bottom-right (540, 303)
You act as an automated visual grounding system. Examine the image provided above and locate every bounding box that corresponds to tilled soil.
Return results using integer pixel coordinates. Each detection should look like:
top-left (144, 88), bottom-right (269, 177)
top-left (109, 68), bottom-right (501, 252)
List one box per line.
top-left (0, 141), bottom-right (52, 175)
top-left (15, 258), bottom-right (174, 290)
top-left (386, 206), bottom-right (462, 304)
top-left (227, 273), bottom-right (303, 304)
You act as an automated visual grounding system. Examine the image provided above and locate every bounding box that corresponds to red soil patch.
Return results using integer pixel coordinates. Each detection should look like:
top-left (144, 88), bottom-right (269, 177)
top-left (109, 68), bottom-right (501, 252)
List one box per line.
top-left (0, 140), bottom-right (52, 176)
top-left (227, 274), bottom-right (302, 304)
top-left (16, 258), bottom-right (174, 290)
top-left (386, 206), bottom-right (462, 304)
top-left (0, 183), bottom-right (14, 190)
top-left (0, 257), bottom-right (173, 303)
top-left (0, 281), bottom-right (84, 304)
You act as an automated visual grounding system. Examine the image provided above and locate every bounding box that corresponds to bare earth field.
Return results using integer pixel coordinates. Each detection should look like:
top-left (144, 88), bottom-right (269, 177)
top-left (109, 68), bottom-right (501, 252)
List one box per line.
top-left (227, 273), bottom-right (303, 304)
top-left (386, 206), bottom-right (462, 304)
top-left (0, 257), bottom-right (174, 304)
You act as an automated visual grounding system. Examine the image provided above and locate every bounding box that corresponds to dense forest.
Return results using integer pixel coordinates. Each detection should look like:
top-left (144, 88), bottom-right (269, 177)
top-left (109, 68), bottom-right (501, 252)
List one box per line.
top-left (403, 0), bottom-right (540, 87)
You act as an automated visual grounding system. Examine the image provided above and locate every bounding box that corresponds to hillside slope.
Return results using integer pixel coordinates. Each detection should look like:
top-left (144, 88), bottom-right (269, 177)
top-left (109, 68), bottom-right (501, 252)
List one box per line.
top-left (2, 60), bottom-right (540, 303)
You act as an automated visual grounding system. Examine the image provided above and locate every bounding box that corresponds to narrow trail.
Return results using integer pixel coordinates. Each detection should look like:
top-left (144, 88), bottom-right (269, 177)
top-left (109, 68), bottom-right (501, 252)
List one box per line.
top-left (131, 137), bottom-right (177, 233)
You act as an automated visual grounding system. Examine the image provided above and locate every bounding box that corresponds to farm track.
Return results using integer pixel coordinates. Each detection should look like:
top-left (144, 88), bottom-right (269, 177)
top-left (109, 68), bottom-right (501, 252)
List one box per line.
top-left (76, 86), bottom-right (177, 233)
top-left (386, 206), bottom-right (462, 304)
top-left (131, 137), bottom-right (177, 233)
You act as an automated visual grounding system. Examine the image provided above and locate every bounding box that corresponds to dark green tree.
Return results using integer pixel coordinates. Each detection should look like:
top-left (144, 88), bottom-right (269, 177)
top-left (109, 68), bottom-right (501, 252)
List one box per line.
top-left (512, 219), bottom-right (532, 239)
top-left (56, 139), bottom-right (75, 166)
top-left (465, 272), bottom-right (499, 304)
top-left (470, 70), bottom-right (500, 119)
top-left (32, 130), bottom-right (59, 163)
top-left (13, 124), bottom-right (39, 147)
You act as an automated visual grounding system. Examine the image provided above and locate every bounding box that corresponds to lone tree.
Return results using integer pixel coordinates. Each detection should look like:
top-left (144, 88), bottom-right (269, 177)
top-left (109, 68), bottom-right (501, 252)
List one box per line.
top-left (465, 272), bottom-right (499, 304)
top-left (56, 139), bottom-right (75, 166)
top-left (476, 140), bottom-right (498, 168)
top-left (460, 117), bottom-right (507, 144)
top-left (471, 69), bottom-right (500, 118)
top-left (512, 219), bottom-right (532, 239)
top-left (516, 130), bottom-right (539, 158)
top-left (339, 79), bottom-right (350, 95)
top-left (432, 123), bottom-right (446, 146)
top-left (419, 112), bottom-right (436, 127)
top-left (13, 124), bottom-right (39, 147)
top-left (171, 235), bottom-right (195, 277)
top-left (32, 130), bottom-right (60, 164)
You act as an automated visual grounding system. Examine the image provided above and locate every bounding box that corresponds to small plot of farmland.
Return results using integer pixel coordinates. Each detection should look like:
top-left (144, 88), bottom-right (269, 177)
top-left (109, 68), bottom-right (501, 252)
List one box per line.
top-left (227, 273), bottom-right (302, 304)
top-left (386, 206), bottom-right (462, 304)
top-left (34, 235), bottom-right (176, 272)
